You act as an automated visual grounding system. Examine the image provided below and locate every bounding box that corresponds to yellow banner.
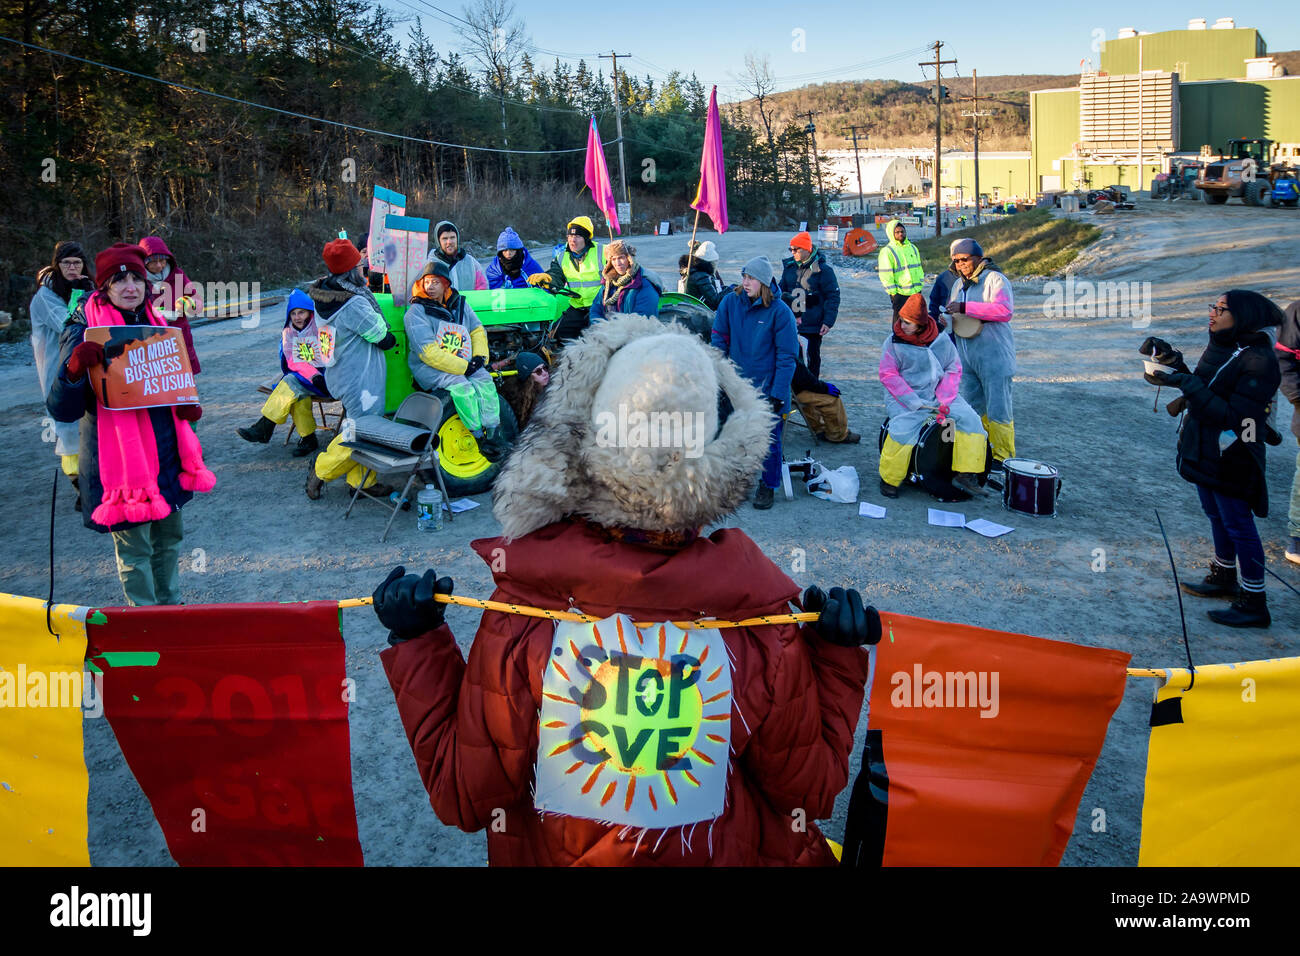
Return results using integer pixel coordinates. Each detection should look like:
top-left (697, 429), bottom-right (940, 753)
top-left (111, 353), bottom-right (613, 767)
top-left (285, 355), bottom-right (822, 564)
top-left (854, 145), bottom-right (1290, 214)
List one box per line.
top-left (1140, 657), bottom-right (1300, 866)
top-left (0, 593), bottom-right (92, 866)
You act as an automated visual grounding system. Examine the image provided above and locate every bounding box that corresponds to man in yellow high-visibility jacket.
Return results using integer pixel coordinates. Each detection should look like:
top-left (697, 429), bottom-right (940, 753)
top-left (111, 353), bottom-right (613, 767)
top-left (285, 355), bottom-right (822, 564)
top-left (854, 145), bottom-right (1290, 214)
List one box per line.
top-left (877, 219), bottom-right (924, 313)
top-left (532, 216), bottom-right (604, 343)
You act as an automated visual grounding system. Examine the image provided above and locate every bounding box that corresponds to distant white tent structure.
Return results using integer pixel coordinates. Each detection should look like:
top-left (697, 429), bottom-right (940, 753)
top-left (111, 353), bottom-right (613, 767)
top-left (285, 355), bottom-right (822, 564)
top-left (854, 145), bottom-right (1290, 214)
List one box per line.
top-left (824, 150), bottom-right (925, 199)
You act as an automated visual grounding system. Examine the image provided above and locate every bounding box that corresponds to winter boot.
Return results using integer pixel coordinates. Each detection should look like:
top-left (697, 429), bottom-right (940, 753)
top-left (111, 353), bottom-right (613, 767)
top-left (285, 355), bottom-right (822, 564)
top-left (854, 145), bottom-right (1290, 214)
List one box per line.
top-left (69, 474), bottom-right (81, 513)
top-left (832, 430), bottom-right (862, 444)
top-left (1179, 561), bottom-right (1237, 599)
top-left (238, 416), bottom-right (276, 444)
top-left (879, 479), bottom-right (900, 499)
top-left (305, 458), bottom-right (325, 500)
top-left (292, 432), bottom-right (320, 458)
top-left (952, 473), bottom-right (986, 496)
top-left (754, 485), bottom-right (775, 510)
top-left (1207, 589), bottom-right (1270, 629)
top-left (1286, 537), bottom-right (1300, 566)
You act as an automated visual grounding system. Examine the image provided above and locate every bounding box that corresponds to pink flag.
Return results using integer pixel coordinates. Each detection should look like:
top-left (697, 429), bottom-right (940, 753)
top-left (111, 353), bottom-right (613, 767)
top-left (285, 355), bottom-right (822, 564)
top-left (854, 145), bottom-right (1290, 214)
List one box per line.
top-left (584, 117), bottom-right (620, 235)
top-left (691, 86), bottom-right (729, 233)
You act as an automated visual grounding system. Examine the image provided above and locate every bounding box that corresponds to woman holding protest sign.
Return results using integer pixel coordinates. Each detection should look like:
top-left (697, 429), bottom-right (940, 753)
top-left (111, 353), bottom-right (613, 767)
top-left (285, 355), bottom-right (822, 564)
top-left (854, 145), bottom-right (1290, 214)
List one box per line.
top-left (47, 243), bottom-right (216, 607)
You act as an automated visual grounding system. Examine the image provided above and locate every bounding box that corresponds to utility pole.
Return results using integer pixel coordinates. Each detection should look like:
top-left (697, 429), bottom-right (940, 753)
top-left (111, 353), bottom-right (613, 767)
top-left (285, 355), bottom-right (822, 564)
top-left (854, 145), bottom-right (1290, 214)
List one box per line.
top-left (842, 124), bottom-right (869, 217)
top-left (960, 69), bottom-right (992, 224)
top-left (801, 110), bottom-right (828, 224)
top-left (600, 52), bottom-right (632, 206)
top-left (1136, 37), bottom-right (1144, 195)
top-left (920, 41), bottom-right (957, 237)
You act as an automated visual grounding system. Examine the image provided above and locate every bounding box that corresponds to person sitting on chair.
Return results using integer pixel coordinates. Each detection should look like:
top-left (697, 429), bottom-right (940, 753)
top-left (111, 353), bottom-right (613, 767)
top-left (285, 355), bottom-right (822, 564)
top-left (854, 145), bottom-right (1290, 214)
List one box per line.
top-left (792, 339), bottom-right (859, 444)
top-left (238, 289), bottom-right (332, 457)
top-left (403, 260), bottom-right (506, 461)
top-left (878, 294), bottom-right (988, 500)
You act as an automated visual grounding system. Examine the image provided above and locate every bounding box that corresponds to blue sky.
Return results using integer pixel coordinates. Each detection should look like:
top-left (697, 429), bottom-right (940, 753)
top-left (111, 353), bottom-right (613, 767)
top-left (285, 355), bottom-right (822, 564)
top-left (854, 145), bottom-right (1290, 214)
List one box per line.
top-left (388, 3), bottom-right (1300, 100)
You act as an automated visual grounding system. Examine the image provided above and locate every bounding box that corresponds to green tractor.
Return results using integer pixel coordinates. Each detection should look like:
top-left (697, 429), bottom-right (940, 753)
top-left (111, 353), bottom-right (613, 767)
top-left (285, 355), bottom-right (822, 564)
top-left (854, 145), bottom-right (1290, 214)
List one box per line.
top-left (375, 286), bottom-right (573, 495)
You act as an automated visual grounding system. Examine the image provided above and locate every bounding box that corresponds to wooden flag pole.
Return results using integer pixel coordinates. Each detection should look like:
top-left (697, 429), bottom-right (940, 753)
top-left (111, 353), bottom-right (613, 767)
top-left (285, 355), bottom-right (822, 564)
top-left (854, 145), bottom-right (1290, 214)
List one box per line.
top-left (684, 206), bottom-right (702, 284)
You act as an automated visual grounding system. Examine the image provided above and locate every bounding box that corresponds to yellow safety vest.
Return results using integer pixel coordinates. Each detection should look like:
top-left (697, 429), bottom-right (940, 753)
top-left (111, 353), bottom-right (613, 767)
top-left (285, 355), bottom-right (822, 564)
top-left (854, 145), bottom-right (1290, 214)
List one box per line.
top-left (878, 242), bottom-right (924, 296)
top-left (560, 242), bottom-right (604, 309)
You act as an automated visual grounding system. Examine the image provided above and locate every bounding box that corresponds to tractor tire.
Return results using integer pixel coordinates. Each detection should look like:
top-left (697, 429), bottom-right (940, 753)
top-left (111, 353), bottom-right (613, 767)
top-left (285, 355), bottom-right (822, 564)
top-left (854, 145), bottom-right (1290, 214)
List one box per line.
top-left (1245, 181), bottom-right (1271, 207)
top-left (427, 390), bottom-right (519, 498)
top-left (657, 300), bottom-right (716, 343)
top-left (1202, 191), bottom-right (1227, 205)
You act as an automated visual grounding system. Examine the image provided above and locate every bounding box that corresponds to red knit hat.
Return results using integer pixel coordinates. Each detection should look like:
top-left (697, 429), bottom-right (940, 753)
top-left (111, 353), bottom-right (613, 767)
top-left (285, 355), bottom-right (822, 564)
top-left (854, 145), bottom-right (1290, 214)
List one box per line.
top-left (94, 243), bottom-right (148, 289)
top-left (898, 293), bottom-right (927, 323)
top-left (790, 231), bottom-right (813, 253)
top-left (322, 238), bottom-right (362, 275)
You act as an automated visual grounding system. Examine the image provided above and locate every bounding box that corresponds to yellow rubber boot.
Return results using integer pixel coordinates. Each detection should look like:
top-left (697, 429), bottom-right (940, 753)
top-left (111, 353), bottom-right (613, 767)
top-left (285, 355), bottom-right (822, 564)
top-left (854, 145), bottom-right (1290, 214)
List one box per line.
top-left (60, 454), bottom-right (79, 477)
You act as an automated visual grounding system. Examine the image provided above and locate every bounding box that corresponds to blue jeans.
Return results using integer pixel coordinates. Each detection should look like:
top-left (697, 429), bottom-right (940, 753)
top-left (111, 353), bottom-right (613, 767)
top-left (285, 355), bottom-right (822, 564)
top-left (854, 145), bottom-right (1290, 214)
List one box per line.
top-left (762, 418), bottom-right (784, 489)
top-left (1196, 484), bottom-right (1265, 584)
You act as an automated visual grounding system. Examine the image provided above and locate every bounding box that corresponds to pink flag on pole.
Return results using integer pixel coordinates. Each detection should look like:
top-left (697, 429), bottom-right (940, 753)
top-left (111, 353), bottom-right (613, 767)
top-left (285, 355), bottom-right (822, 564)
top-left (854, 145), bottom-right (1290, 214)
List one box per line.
top-left (584, 116), bottom-right (620, 235)
top-left (691, 86), bottom-right (729, 233)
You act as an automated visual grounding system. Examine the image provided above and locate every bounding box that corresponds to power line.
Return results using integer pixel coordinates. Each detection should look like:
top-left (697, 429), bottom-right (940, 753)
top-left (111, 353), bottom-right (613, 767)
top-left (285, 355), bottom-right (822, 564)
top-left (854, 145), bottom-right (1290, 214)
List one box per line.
top-left (1, 35), bottom-right (588, 154)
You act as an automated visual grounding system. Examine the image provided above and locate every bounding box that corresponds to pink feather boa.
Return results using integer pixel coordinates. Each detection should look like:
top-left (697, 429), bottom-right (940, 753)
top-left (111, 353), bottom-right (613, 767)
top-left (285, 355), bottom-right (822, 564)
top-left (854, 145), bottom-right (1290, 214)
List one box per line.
top-left (84, 293), bottom-right (215, 527)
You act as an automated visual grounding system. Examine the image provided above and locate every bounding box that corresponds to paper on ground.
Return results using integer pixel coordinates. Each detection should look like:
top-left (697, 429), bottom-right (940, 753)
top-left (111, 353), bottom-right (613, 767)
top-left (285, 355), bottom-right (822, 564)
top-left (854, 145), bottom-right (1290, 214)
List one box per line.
top-left (927, 508), bottom-right (966, 527)
top-left (858, 501), bottom-right (887, 519)
top-left (442, 498), bottom-right (480, 513)
top-left (965, 518), bottom-right (1014, 538)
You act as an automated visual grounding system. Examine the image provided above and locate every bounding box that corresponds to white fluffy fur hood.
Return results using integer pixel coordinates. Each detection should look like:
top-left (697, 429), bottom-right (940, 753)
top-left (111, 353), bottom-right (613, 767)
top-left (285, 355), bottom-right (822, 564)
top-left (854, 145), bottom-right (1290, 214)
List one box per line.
top-left (492, 314), bottom-right (775, 539)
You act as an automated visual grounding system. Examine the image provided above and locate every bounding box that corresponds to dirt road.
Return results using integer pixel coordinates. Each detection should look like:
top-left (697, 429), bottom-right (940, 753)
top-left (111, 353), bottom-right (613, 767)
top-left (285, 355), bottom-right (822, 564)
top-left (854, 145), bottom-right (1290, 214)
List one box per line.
top-left (1, 199), bottom-right (1297, 866)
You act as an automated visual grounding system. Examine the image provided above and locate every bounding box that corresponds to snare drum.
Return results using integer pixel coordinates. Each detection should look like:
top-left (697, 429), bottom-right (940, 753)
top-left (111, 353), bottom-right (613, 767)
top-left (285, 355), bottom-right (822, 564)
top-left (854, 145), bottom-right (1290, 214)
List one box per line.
top-left (1001, 458), bottom-right (1061, 517)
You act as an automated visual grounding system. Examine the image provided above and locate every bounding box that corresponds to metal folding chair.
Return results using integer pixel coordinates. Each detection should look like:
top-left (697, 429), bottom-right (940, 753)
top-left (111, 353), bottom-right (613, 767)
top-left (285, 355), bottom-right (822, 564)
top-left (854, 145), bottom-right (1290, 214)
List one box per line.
top-left (341, 392), bottom-right (454, 541)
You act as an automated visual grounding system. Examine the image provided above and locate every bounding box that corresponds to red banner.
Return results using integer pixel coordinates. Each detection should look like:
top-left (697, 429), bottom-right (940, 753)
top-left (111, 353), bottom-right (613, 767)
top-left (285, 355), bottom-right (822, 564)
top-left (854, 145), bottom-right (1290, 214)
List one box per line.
top-left (89, 601), bottom-right (363, 866)
top-left (843, 614), bottom-right (1129, 866)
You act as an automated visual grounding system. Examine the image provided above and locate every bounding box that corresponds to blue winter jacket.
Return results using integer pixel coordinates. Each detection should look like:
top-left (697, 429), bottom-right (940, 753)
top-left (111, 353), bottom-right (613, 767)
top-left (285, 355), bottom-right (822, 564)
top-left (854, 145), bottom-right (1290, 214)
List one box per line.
top-left (711, 286), bottom-right (799, 412)
top-left (779, 250), bottom-right (841, 335)
top-left (47, 295), bottom-right (193, 533)
top-left (589, 267), bottom-right (662, 320)
top-left (929, 267), bottom-right (957, 321)
top-left (485, 249), bottom-right (544, 289)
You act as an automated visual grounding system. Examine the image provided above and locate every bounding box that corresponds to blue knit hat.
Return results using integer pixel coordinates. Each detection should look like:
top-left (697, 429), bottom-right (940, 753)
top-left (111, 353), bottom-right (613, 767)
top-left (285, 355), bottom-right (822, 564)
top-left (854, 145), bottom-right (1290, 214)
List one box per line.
top-left (497, 227), bottom-right (525, 252)
top-left (949, 237), bottom-right (983, 258)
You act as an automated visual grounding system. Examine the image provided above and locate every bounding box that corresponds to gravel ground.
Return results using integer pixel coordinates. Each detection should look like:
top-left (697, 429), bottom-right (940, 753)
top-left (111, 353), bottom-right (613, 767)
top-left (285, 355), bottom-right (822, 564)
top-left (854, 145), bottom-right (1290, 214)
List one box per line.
top-left (2, 199), bottom-right (1297, 866)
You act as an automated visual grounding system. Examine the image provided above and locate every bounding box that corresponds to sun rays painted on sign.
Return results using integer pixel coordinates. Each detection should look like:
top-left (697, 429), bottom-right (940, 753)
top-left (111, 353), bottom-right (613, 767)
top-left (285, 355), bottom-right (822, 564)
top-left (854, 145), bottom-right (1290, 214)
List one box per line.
top-left (535, 615), bottom-right (731, 829)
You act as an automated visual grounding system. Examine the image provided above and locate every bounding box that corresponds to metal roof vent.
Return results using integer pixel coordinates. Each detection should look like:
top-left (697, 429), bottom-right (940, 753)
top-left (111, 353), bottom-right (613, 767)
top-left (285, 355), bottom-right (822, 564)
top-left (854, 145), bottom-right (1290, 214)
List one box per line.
top-left (1212, 17), bottom-right (1235, 29)
top-left (1187, 18), bottom-right (1207, 30)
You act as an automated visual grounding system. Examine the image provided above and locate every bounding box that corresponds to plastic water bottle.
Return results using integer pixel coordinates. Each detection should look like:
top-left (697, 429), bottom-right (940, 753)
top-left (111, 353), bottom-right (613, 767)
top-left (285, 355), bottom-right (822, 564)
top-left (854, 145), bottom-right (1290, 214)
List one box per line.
top-left (416, 485), bottom-right (443, 532)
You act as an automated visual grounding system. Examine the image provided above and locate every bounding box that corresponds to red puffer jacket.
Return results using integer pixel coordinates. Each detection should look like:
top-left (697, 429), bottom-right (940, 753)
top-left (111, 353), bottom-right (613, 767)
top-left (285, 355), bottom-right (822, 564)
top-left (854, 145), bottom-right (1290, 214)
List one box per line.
top-left (381, 519), bottom-right (870, 866)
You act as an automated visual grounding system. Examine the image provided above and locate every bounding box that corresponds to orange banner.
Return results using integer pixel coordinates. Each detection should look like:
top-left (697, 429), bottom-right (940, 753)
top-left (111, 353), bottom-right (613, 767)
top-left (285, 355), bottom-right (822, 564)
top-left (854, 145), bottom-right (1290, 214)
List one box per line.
top-left (842, 614), bottom-right (1130, 867)
top-left (87, 325), bottom-right (197, 410)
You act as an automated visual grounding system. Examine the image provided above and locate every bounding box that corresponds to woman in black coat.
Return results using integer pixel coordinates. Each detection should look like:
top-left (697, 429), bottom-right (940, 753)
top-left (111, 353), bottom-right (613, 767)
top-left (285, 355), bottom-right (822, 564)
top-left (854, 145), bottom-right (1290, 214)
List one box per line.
top-left (1142, 289), bottom-right (1283, 628)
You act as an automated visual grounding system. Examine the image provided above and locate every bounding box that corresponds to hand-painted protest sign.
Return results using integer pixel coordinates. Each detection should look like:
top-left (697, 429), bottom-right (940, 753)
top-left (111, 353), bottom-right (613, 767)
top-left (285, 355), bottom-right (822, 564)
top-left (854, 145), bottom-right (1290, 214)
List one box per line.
top-left (383, 214), bottom-right (430, 309)
top-left (286, 322), bottom-right (336, 369)
top-left (86, 326), bottom-right (198, 411)
top-left (535, 614), bottom-right (732, 829)
top-left (366, 186), bottom-right (406, 276)
top-left (434, 320), bottom-right (471, 362)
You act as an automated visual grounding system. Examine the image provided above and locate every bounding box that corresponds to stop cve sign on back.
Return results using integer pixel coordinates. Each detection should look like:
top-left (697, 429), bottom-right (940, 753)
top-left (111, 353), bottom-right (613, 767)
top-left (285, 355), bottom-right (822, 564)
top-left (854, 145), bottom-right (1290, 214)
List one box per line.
top-left (534, 615), bottom-right (733, 830)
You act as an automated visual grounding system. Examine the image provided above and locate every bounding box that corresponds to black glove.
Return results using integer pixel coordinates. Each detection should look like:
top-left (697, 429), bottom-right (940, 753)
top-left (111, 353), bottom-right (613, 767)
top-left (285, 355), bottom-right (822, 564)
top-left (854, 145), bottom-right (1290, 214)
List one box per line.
top-left (1150, 370), bottom-right (1192, 390)
top-left (376, 331), bottom-right (397, 351)
top-left (1138, 336), bottom-right (1184, 369)
top-left (310, 373), bottom-right (329, 395)
top-left (465, 355), bottom-right (486, 376)
top-left (372, 565), bottom-right (454, 645)
top-left (769, 396), bottom-right (784, 415)
top-left (803, 586), bottom-right (881, 647)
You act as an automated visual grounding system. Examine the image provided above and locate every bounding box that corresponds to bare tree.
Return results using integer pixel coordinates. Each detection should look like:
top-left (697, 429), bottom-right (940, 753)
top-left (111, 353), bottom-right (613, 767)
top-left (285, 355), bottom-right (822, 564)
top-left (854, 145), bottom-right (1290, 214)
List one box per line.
top-left (738, 52), bottom-right (782, 204)
top-left (460, 0), bottom-right (527, 183)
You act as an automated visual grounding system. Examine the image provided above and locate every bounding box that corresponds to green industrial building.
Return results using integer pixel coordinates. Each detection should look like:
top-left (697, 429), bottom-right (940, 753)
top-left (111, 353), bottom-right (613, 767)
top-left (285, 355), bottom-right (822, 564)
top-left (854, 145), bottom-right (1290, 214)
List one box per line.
top-left (1029, 21), bottom-right (1300, 196)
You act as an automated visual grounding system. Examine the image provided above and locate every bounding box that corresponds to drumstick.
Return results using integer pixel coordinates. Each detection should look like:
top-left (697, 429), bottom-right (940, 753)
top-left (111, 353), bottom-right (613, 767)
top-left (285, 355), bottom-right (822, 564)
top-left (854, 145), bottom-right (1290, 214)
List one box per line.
top-left (1153, 384), bottom-right (1161, 412)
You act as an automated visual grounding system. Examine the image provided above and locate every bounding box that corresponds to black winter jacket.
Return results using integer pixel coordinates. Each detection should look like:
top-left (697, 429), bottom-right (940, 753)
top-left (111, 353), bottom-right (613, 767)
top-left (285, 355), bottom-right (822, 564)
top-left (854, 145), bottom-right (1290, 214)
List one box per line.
top-left (46, 295), bottom-right (192, 533)
top-left (779, 252), bottom-right (841, 335)
top-left (1277, 300), bottom-right (1300, 439)
top-left (1172, 330), bottom-right (1281, 517)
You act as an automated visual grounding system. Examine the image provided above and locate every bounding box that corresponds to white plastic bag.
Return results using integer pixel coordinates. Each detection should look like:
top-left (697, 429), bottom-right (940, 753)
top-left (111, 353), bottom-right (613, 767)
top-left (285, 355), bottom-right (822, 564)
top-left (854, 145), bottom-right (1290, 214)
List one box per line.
top-left (808, 464), bottom-right (859, 503)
